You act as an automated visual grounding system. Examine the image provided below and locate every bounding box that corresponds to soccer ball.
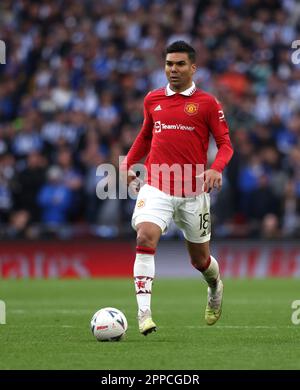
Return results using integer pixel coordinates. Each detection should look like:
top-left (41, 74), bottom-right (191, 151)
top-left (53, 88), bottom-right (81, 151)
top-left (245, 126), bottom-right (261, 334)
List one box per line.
top-left (90, 307), bottom-right (128, 341)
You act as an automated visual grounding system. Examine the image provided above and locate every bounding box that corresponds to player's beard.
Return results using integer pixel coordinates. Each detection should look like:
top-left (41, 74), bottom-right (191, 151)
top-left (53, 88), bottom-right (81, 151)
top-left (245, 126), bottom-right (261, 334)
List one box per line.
top-left (168, 74), bottom-right (193, 92)
top-left (169, 76), bottom-right (182, 90)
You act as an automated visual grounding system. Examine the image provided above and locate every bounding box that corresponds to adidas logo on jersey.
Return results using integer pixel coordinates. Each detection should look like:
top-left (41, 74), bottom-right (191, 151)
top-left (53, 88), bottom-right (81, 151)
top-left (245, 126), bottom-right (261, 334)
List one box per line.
top-left (154, 105), bottom-right (162, 111)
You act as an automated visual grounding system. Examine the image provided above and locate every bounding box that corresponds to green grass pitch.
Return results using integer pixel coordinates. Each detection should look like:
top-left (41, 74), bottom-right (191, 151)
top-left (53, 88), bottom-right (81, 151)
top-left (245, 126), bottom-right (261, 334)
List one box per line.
top-left (1, 278), bottom-right (300, 370)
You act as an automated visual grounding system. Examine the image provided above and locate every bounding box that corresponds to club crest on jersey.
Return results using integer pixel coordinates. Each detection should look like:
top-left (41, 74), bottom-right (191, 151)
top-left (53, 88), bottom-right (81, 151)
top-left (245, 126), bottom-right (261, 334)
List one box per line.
top-left (184, 102), bottom-right (198, 115)
top-left (137, 199), bottom-right (145, 208)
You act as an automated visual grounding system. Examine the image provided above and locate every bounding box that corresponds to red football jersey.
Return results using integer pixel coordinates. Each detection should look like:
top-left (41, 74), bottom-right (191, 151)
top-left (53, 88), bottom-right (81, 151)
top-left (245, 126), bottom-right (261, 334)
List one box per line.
top-left (123, 83), bottom-right (233, 196)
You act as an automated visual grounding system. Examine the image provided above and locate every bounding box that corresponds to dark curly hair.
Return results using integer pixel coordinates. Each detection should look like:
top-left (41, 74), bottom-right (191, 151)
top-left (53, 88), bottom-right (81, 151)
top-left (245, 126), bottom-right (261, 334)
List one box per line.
top-left (165, 41), bottom-right (196, 63)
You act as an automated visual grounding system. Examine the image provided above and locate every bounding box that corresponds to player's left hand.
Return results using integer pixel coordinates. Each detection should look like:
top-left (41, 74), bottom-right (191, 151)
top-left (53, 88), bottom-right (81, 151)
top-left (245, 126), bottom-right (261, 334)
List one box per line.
top-left (201, 169), bottom-right (222, 193)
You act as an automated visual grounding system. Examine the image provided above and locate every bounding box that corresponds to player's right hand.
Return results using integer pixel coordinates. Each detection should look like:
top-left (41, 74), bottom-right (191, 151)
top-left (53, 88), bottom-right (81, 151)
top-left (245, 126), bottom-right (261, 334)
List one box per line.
top-left (120, 169), bottom-right (135, 185)
top-left (126, 170), bottom-right (137, 187)
top-left (128, 175), bottom-right (136, 187)
top-left (120, 170), bottom-right (141, 193)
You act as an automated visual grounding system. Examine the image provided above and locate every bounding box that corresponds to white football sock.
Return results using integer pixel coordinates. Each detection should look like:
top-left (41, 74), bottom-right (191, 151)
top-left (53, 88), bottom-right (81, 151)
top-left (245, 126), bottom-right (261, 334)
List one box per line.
top-left (134, 252), bottom-right (155, 315)
top-left (201, 256), bottom-right (220, 291)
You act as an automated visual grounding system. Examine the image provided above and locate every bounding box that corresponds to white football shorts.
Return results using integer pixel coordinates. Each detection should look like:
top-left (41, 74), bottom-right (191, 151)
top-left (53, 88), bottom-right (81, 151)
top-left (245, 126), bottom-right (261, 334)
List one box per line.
top-left (132, 184), bottom-right (211, 243)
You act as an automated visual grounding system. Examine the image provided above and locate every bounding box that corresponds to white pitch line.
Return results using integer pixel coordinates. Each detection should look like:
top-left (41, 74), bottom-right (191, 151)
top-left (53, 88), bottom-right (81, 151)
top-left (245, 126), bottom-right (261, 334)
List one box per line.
top-left (2, 324), bottom-right (298, 330)
top-left (61, 325), bottom-right (76, 328)
top-left (153, 325), bottom-right (299, 329)
top-left (10, 309), bottom-right (26, 313)
top-left (184, 325), bottom-right (298, 329)
top-left (1, 324), bottom-right (79, 328)
top-left (9, 309), bottom-right (92, 314)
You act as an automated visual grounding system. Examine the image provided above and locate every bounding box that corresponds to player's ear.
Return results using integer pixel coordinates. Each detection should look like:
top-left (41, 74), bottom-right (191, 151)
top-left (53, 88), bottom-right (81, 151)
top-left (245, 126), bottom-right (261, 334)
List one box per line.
top-left (191, 63), bottom-right (196, 74)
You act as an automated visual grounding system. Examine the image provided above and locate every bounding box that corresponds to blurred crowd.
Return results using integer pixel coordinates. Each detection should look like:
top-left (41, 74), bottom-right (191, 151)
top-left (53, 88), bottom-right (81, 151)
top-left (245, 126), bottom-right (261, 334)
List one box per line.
top-left (0, 0), bottom-right (300, 240)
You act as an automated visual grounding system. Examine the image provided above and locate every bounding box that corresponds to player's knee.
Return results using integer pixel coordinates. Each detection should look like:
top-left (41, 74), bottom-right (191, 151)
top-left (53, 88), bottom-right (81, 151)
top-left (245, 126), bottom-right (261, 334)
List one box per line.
top-left (136, 231), bottom-right (157, 249)
top-left (190, 253), bottom-right (210, 271)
